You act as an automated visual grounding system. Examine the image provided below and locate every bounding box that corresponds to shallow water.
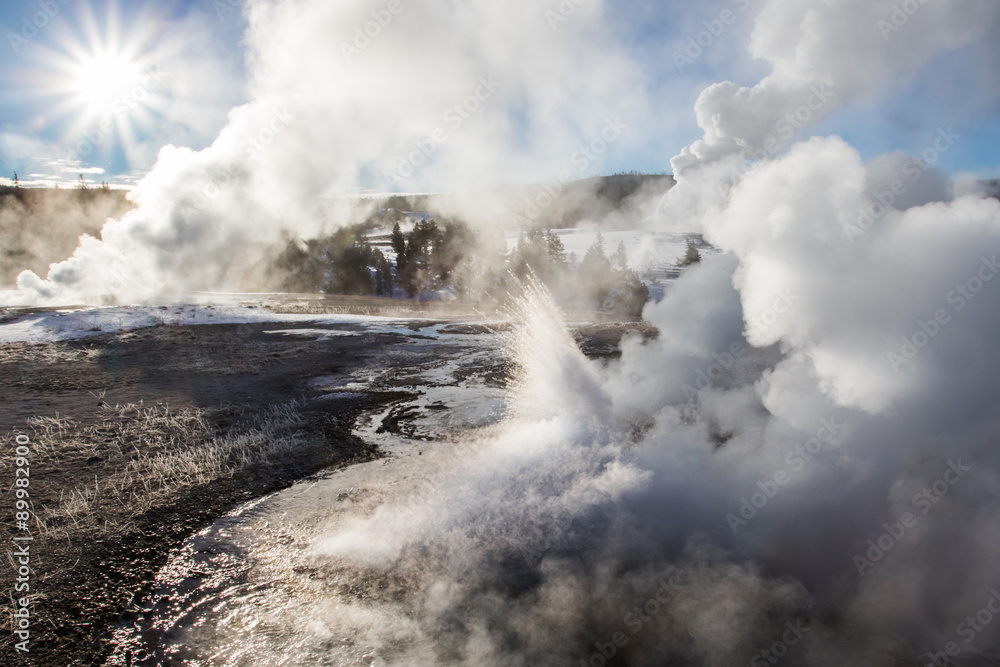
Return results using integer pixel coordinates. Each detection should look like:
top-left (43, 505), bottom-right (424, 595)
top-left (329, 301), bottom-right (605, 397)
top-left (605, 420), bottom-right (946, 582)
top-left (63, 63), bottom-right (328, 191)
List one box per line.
top-left (108, 329), bottom-right (506, 666)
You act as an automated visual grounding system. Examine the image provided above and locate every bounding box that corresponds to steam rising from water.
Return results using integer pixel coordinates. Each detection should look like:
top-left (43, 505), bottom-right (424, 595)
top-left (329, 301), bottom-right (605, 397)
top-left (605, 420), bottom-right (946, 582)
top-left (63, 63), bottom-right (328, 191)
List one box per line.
top-left (8, 0), bottom-right (1000, 662)
top-left (295, 1), bottom-right (1000, 663)
top-left (3, 0), bottom-right (657, 306)
top-left (300, 270), bottom-right (1000, 665)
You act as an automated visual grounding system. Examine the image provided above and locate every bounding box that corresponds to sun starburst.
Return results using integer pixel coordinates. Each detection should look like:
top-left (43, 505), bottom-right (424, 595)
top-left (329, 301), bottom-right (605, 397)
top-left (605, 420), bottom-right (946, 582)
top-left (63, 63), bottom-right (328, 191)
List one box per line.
top-left (72, 51), bottom-right (144, 114)
top-left (23, 2), bottom-right (174, 169)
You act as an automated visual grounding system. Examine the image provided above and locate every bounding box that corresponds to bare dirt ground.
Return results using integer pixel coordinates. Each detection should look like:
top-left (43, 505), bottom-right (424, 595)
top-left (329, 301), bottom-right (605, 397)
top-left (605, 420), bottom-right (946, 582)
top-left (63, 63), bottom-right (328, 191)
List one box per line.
top-left (0, 312), bottom-right (654, 666)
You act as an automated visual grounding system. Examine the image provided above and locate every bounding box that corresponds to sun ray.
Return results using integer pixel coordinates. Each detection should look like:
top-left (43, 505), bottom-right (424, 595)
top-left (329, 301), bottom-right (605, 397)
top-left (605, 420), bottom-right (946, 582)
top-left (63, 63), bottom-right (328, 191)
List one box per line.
top-left (18, 1), bottom-right (174, 173)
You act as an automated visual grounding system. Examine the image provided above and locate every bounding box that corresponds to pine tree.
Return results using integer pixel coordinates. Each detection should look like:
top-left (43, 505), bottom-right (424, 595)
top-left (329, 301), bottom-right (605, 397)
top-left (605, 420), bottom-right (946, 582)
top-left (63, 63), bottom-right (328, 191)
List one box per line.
top-left (578, 233), bottom-right (614, 306)
top-left (391, 222), bottom-right (408, 272)
top-left (580, 233), bottom-right (610, 275)
top-left (545, 230), bottom-right (568, 269)
top-left (680, 239), bottom-right (701, 267)
top-left (612, 240), bottom-right (628, 270)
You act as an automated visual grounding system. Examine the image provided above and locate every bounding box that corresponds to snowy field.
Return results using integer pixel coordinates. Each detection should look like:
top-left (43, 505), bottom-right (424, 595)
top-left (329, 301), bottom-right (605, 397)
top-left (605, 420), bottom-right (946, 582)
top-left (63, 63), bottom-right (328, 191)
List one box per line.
top-left (0, 304), bottom-right (424, 345)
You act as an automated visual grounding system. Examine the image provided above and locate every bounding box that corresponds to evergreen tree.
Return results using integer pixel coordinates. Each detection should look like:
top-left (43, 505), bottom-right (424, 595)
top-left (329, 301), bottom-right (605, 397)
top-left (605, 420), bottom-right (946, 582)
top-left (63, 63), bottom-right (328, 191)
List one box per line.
top-left (391, 222), bottom-right (408, 272)
top-left (593, 231), bottom-right (606, 255)
top-left (431, 220), bottom-right (472, 286)
top-left (680, 239), bottom-right (701, 267)
top-left (397, 219), bottom-right (440, 297)
top-left (578, 233), bottom-right (614, 306)
top-left (546, 230), bottom-right (568, 270)
top-left (580, 233), bottom-right (611, 276)
top-left (612, 240), bottom-right (628, 270)
top-left (511, 228), bottom-right (548, 280)
top-left (373, 249), bottom-right (393, 295)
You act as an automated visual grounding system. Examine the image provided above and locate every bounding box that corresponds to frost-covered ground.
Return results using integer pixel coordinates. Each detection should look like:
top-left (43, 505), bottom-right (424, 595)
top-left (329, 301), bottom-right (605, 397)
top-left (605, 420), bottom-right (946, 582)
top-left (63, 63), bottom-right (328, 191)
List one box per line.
top-left (107, 326), bottom-right (509, 665)
top-left (0, 304), bottom-right (417, 344)
top-left (0, 227), bottom-right (704, 344)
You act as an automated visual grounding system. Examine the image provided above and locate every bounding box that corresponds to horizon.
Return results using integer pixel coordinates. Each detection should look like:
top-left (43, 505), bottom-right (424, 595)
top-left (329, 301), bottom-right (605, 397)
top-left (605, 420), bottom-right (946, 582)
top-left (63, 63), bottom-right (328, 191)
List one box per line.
top-left (0, 1), bottom-right (997, 193)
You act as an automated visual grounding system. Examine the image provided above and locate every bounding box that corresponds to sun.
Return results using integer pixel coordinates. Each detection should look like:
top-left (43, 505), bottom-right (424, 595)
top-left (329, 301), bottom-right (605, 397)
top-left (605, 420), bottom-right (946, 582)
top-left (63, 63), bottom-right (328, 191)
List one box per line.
top-left (72, 51), bottom-right (143, 113)
top-left (22, 1), bottom-right (175, 163)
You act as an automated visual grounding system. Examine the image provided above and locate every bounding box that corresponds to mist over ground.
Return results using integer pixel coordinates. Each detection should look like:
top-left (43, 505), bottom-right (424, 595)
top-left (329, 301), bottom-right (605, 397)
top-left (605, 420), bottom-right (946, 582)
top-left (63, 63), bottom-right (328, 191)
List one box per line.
top-left (2, 0), bottom-right (1000, 665)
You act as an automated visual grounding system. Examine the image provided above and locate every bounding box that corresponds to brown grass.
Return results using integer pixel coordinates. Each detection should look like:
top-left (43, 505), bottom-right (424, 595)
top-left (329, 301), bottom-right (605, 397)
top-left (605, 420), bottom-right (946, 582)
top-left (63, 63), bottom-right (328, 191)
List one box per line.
top-left (5, 400), bottom-right (308, 539)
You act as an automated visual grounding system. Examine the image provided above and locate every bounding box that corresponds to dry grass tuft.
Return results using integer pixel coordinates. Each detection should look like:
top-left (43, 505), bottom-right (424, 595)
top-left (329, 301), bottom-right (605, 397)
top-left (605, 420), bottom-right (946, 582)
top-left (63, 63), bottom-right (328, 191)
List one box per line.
top-left (5, 400), bottom-right (309, 536)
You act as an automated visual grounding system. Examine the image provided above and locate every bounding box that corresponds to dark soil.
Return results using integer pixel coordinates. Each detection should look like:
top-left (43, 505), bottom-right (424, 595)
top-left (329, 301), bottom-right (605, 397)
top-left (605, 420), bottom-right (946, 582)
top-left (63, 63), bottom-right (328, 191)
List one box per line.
top-left (23, 399), bottom-right (384, 667)
top-left (0, 316), bottom-right (650, 666)
top-left (0, 321), bottom-right (476, 666)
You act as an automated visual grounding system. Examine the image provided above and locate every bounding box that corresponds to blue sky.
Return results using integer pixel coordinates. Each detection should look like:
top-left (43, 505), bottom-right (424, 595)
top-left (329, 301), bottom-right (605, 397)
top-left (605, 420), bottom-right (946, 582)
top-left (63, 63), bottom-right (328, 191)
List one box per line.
top-left (0, 0), bottom-right (996, 190)
top-left (0, 0), bottom-right (247, 187)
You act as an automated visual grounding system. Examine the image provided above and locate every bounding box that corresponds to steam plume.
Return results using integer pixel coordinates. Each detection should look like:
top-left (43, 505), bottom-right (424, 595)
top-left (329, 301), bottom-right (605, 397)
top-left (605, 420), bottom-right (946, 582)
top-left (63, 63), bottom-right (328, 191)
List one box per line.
top-left (297, 1), bottom-right (1000, 665)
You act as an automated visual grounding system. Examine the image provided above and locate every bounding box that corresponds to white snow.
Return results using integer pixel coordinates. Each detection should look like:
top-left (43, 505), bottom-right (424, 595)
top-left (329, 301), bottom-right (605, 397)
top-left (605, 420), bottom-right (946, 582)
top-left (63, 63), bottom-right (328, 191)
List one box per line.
top-left (0, 305), bottom-right (410, 345)
top-left (264, 328), bottom-right (363, 339)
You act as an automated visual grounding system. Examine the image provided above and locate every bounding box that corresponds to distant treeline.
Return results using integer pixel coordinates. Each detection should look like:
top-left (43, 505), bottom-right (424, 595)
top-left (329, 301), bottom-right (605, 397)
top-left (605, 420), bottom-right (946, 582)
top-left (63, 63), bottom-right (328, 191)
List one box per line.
top-left (273, 215), bottom-right (507, 301)
top-left (509, 229), bottom-right (649, 315)
top-left (376, 173), bottom-right (676, 231)
top-left (274, 211), bottom-right (650, 316)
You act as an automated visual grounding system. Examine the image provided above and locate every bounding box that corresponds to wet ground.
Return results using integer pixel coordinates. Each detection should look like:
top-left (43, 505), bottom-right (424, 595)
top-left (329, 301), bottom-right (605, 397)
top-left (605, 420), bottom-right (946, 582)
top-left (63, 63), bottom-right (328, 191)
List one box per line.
top-left (0, 314), bottom-right (653, 666)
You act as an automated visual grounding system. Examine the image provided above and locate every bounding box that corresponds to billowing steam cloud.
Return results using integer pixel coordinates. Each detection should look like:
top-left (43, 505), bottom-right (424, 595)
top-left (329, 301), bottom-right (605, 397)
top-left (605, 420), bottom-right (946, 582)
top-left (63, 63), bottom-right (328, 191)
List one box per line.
top-left (296, 1), bottom-right (1000, 665)
top-left (662, 0), bottom-right (1000, 222)
top-left (8, 0), bottom-right (1000, 663)
top-left (3, 0), bottom-right (657, 306)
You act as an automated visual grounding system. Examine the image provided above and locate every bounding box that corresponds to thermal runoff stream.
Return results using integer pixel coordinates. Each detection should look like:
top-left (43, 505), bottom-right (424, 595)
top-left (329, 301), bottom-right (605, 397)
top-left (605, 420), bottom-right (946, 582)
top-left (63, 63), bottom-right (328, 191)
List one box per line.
top-left (107, 280), bottom-right (1000, 666)
top-left (2, 1), bottom-right (1000, 665)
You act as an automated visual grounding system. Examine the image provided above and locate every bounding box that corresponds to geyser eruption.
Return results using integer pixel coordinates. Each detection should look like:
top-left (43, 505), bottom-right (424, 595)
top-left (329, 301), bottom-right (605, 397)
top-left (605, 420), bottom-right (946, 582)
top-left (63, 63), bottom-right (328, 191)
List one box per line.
top-left (294, 0), bottom-right (1000, 664)
top-left (299, 256), bottom-right (1000, 664)
top-left (661, 0), bottom-right (1000, 224)
top-left (2, 0), bottom-right (651, 306)
top-left (7, 0), bottom-right (999, 664)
